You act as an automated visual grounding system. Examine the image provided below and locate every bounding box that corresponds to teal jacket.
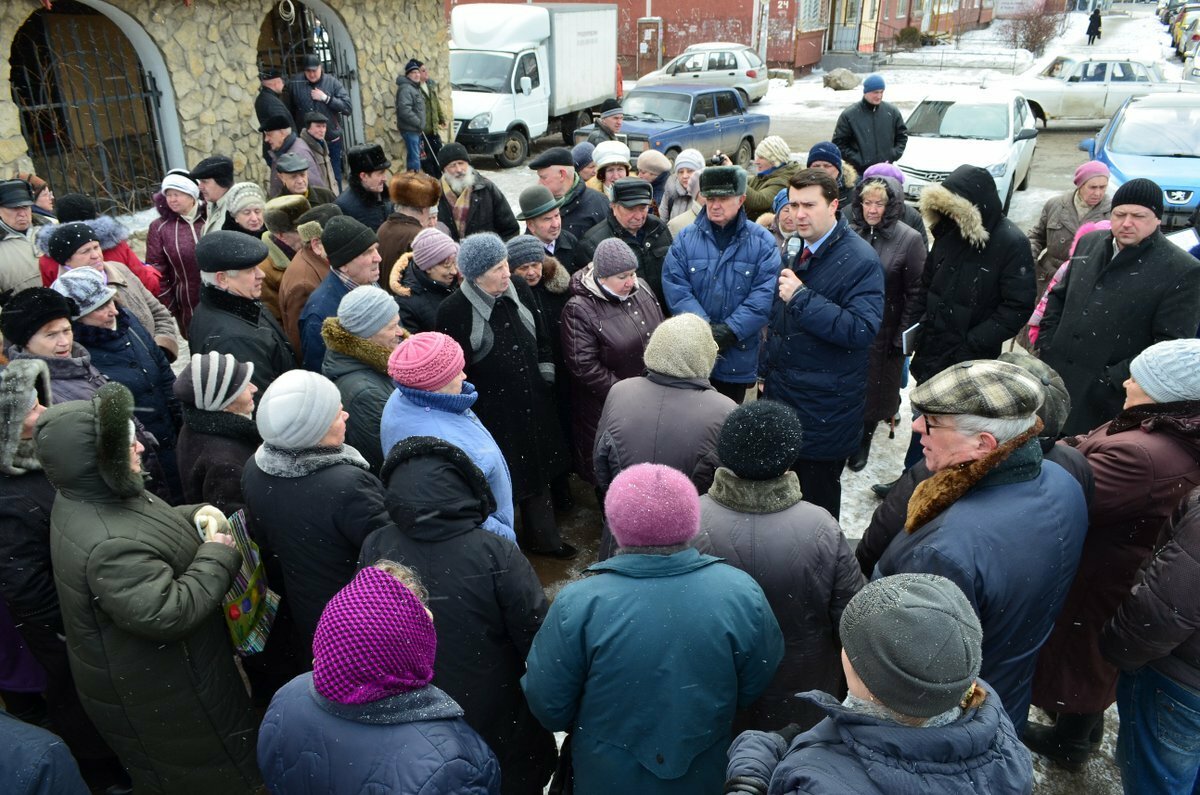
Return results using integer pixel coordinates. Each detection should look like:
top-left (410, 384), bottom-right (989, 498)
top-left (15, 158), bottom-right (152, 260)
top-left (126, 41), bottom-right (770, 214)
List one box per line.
top-left (522, 548), bottom-right (784, 794)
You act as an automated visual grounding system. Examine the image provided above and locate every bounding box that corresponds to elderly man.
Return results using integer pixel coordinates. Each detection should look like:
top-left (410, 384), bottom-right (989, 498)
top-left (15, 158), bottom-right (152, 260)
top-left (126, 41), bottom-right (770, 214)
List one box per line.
top-left (394, 58), bottom-right (425, 173)
top-left (298, 112), bottom-right (339, 196)
top-left (288, 53), bottom-right (351, 187)
top-left (189, 231), bottom-right (297, 393)
top-left (873, 359), bottom-right (1088, 733)
top-left (263, 113), bottom-right (326, 198)
top-left (279, 203), bottom-right (341, 356)
top-left (587, 98), bottom-right (623, 146)
top-left (299, 215), bottom-right (383, 370)
top-left (0, 179), bottom-right (43, 293)
top-left (272, 151), bottom-right (336, 205)
top-left (336, 144), bottom-right (392, 231)
top-left (663, 166), bottom-right (780, 407)
top-left (518, 185), bottom-right (580, 273)
top-left (530, 146), bottom-right (609, 242)
top-left (831, 73), bottom-right (908, 174)
top-left (260, 194), bottom-right (311, 320)
top-left (191, 155), bottom-right (236, 236)
top-left (760, 168), bottom-right (883, 519)
top-left (434, 143), bottom-right (519, 242)
top-left (1037, 177), bottom-right (1200, 436)
top-left (577, 178), bottom-right (672, 304)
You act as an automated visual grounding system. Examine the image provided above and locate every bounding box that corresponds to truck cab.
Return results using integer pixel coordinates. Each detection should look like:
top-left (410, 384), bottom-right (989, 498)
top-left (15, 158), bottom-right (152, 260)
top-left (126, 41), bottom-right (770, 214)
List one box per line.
top-left (451, 43), bottom-right (550, 167)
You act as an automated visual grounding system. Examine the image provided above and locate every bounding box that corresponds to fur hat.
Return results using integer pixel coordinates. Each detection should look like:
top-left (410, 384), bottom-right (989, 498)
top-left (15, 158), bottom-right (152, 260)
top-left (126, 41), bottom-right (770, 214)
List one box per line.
top-left (807, 141), bottom-right (842, 171)
top-left (189, 155), bottom-right (235, 187)
top-left (338, 285), bottom-right (398, 338)
top-left (997, 351), bottom-right (1071, 438)
top-left (911, 360), bottom-right (1043, 419)
top-left (1112, 177), bottom-right (1163, 219)
top-left (0, 288), bottom-right (76, 348)
top-left (506, 235), bottom-right (545, 268)
top-left (605, 463), bottom-right (700, 548)
top-left (195, 230), bottom-right (269, 273)
top-left (297, 203), bottom-right (342, 245)
top-left (46, 222), bottom-right (100, 266)
top-left (636, 149), bottom-right (671, 177)
top-left (411, 227), bottom-right (459, 271)
top-left (0, 359), bottom-right (51, 475)
top-left (173, 352), bottom-right (254, 412)
top-left (388, 171), bottom-right (441, 208)
top-left (699, 166), bottom-right (748, 197)
top-left (53, 193), bottom-right (98, 222)
top-left (322, 216), bottom-right (378, 270)
top-left (718, 400), bottom-right (803, 480)
top-left (592, 238), bottom-right (637, 279)
top-left (256, 370), bottom-right (342, 450)
top-left (841, 573), bottom-right (982, 718)
top-left (642, 313), bottom-right (718, 380)
top-left (264, 194), bottom-right (311, 234)
top-left (312, 566), bottom-right (437, 705)
top-left (457, 232), bottom-right (508, 282)
top-left (51, 268), bottom-right (116, 319)
top-left (388, 332), bottom-right (465, 392)
top-left (347, 144), bottom-right (391, 175)
top-left (1130, 339), bottom-right (1200, 404)
top-left (224, 182), bottom-right (267, 217)
top-left (673, 148), bottom-right (704, 173)
top-left (755, 136), bottom-right (792, 168)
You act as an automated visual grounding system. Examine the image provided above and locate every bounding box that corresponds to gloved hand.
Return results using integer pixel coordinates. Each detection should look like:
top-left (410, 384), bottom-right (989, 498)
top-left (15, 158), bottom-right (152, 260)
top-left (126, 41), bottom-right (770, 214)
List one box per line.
top-left (710, 323), bottom-right (738, 353)
top-left (194, 505), bottom-right (230, 543)
top-left (773, 722), bottom-right (803, 746)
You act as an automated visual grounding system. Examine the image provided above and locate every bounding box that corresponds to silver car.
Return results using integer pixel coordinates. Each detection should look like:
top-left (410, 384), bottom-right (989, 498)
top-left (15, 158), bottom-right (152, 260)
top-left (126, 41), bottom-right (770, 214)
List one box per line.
top-left (635, 43), bottom-right (769, 105)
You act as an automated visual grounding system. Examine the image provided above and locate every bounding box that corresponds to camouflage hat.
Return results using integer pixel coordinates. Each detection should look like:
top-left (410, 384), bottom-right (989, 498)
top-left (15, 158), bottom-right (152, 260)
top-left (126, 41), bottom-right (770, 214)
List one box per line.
top-left (911, 360), bottom-right (1043, 419)
top-left (998, 350), bottom-right (1070, 437)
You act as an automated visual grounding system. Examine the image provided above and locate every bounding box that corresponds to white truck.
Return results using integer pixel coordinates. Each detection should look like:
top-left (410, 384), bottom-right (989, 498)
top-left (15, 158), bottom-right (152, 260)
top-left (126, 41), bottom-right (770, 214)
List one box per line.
top-left (449, 3), bottom-right (619, 167)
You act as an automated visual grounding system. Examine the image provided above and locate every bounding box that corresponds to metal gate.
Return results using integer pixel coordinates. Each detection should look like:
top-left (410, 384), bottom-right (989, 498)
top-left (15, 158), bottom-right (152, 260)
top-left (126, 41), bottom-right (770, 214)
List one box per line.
top-left (9, 1), bottom-right (167, 211)
top-left (259, 1), bottom-right (359, 147)
top-left (829, 0), bottom-right (863, 50)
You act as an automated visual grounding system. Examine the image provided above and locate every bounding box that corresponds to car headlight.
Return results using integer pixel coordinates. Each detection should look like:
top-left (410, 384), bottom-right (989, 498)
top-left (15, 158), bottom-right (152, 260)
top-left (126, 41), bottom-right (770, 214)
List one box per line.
top-left (986, 162), bottom-right (1008, 178)
top-left (467, 113), bottom-right (491, 130)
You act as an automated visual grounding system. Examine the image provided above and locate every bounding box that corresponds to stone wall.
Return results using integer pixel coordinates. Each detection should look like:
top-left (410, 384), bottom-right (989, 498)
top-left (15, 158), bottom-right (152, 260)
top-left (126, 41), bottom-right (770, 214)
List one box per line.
top-left (0, 0), bottom-right (447, 198)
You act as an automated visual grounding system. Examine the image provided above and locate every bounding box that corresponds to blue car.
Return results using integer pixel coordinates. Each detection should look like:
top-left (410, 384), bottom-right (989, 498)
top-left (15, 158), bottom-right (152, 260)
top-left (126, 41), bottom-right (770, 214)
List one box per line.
top-left (574, 84), bottom-right (771, 166)
top-left (1079, 93), bottom-right (1200, 229)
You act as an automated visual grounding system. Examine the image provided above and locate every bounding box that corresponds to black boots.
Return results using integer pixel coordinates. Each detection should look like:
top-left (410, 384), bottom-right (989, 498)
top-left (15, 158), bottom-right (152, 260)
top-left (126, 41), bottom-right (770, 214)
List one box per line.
top-left (1022, 712), bottom-right (1104, 772)
top-left (871, 479), bottom-right (899, 498)
top-left (848, 423), bottom-right (875, 472)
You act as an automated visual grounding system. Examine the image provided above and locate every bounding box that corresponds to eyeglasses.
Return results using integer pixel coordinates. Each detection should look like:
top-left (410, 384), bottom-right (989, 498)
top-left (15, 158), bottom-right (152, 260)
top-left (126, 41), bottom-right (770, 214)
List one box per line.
top-left (921, 416), bottom-right (954, 435)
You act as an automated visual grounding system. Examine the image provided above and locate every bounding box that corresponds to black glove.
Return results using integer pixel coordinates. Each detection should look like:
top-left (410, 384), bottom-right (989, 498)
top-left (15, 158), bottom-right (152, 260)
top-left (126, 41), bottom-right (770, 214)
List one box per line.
top-left (773, 722), bottom-right (803, 745)
top-left (710, 323), bottom-right (738, 353)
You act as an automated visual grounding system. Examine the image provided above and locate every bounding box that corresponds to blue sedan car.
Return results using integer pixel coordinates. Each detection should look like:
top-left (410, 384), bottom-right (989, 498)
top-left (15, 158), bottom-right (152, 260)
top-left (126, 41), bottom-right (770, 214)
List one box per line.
top-left (1079, 93), bottom-right (1200, 229)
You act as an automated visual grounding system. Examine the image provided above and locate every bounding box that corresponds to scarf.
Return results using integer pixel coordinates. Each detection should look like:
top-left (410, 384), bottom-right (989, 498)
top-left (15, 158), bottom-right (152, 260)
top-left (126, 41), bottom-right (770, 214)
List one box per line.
top-left (332, 266), bottom-right (360, 292)
top-left (253, 442), bottom-right (370, 478)
top-left (395, 381), bottom-right (479, 414)
top-left (461, 279), bottom-right (535, 363)
top-left (441, 177), bottom-right (472, 238)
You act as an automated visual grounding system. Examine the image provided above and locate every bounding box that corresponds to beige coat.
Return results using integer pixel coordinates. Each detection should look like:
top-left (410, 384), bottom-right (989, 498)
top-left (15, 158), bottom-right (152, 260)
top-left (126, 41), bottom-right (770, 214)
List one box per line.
top-left (1027, 189), bottom-right (1110, 297)
top-left (0, 224), bottom-right (44, 294)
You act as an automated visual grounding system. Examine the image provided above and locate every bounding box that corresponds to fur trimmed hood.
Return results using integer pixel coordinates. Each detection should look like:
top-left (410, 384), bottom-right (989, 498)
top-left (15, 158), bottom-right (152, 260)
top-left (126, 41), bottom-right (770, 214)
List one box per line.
top-left (380, 435), bottom-right (497, 540)
top-left (35, 381), bottom-right (146, 500)
top-left (253, 441), bottom-right (370, 478)
top-left (539, 255), bottom-right (570, 295)
top-left (321, 316), bottom-right (392, 375)
top-left (389, 251), bottom-right (415, 296)
top-left (918, 164), bottom-right (1000, 249)
top-left (0, 359), bottom-right (51, 475)
top-left (34, 214), bottom-right (130, 253)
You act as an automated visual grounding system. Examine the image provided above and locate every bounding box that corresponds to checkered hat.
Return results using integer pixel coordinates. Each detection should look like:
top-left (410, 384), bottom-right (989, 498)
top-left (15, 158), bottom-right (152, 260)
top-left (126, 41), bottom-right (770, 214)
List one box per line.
top-left (911, 360), bottom-right (1043, 419)
top-left (311, 567), bottom-right (436, 705)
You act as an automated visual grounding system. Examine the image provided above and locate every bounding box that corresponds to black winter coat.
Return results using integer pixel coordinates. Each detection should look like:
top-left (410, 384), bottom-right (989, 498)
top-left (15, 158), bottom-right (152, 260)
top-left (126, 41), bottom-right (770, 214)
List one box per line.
top-left (544, 228), bottom-right (583, 273)
top-left (174, 408), bottom-right (259, 515)
top-left (437, 175), bottom-right (520, 242)
top-left (909, 165), bottom-right (1036, 384)
top-left (334, 186), bottom-right (390, 231)
top-left (831, 98), bottom-right (909, 172)
top-left (558, 176), bottom-right (610, 243)
top-left (360, 438), bottom-right (557, 795)
top-left (189, 286), bottom-right (297, 394)
top-left (394, 256), bottom-right (458, 333)
top-left (1038, 229), bottom-right (1200, 436)
top-left (576, 211), bottom-right (673, 305)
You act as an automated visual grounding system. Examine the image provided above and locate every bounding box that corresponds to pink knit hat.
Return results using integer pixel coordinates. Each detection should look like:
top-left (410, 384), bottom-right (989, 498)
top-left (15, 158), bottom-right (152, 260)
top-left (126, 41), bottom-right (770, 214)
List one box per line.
top-left (312, 567), bottom-right (436, 705)
top-left (1073, 160), bottom-right (1109, 187)
top-left (604, 463), bottom-right (700, 548)
top-left (411, 227), bottom-right (459, 272)
top-left (388, 332), bottom-right (465, 391)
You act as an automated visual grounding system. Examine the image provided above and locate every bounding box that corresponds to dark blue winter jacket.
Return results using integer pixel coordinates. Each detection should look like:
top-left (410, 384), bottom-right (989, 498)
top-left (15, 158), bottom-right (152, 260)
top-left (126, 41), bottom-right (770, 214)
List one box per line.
top-left (662, 210), bottom-right (781, 384)
top-left (299, 271), bottom-right (352, 371)
top-left (725, 686), bottom-right (1033, 794)
top-left (761, 215), bottom-right (884, 460)
top-left (257, 673), bottom-right (501, 795)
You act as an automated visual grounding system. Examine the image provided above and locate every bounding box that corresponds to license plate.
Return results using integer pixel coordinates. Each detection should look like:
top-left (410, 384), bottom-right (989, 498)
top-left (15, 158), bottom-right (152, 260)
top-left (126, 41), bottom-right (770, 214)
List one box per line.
top-left (452, 120), bottom-right (462, 139)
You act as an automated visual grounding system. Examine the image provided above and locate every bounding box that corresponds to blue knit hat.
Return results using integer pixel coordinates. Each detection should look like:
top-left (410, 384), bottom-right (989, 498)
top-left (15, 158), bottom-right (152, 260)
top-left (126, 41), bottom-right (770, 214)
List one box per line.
top-left (572, 142), bottom-right (595, 171)
top-left (457, 232), bottom-right (508, 282)
top-left (807, 142), bottom-right (843, 172)
top-left (772, 187), bottom-right (789, 216)
top-left (863, 74), bottom-right (885, 93)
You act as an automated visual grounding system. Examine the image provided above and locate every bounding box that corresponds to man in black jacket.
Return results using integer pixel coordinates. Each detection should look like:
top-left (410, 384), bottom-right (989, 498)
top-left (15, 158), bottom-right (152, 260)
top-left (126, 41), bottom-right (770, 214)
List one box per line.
top-left (435, 143), bottom-right (519, 242)
top-left (831, 74), bottom-right (908, 174)
top-left (336, 144), bottom-right (392, 231)
top-left (288, 54), bottom-right (351, 188)
top-left (518, 184), bottom-right (581, 273)
top-left (577, 178), bottom-right (672, 304)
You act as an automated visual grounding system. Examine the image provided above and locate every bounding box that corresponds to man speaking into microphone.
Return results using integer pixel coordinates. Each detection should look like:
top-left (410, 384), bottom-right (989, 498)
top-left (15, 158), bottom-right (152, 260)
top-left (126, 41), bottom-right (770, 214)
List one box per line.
top-left (761, 169), bottom-right (883, 519)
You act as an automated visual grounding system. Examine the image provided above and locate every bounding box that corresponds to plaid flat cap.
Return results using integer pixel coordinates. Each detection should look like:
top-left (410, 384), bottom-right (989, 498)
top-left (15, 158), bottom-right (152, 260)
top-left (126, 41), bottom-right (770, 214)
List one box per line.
top-left (911, 360), bottom-right (1043, 419)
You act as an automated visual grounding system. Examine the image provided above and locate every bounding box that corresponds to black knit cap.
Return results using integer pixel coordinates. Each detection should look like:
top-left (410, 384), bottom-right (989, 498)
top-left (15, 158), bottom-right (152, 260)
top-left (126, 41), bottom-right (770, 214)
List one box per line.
top-left (190, 156), bottom-right (235, 188)
top-left (1112, 177), bottom-right (1164, 219)
top-left (0, 288), bottom-right (77, 348)
top-left (54, 193), bottom-right (98, 223)
top-left (195, 230), bottom-right (269, 273)
top-left (321, 215), bottom-right (378, 269)
top-left (437, 143), bottom-right (470, 168)
top-left (259, 113), bottom-right (293, 133)
top-left (717, 399), bottom-right (804, 480)
top-left (46, 222), bottom-right (100, 265)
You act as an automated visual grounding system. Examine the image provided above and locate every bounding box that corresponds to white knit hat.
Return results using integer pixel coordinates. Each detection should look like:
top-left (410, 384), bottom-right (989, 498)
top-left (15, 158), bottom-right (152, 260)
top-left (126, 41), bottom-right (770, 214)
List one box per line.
top-left (593, 140), bottom-right (631, 170)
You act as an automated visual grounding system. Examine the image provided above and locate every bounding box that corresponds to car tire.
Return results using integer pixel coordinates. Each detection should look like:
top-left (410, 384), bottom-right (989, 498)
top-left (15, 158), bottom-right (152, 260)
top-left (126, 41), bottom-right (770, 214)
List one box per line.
top-left (563, 111), bottom-right (591, 146)
top-left (1017, 167), bottom-right (1030, 191)
top-left (665, 147), bottom-right (681, 163)
top-left (495, 128), bottom-right (529, 169)
top-left (734, 138), bottom-right (753, 168)
top-left (1002, 180), bottom-right (1015, 215)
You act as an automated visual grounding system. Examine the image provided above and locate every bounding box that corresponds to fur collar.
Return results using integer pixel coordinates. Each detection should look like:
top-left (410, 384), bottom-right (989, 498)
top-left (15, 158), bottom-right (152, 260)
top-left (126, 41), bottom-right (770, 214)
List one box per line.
top-left (182, 405), bottom-right (260, 444)
top-left (540, 255), bottom-right (570, 295)
top-left (905, 419), bottom-right (1043, 532)
top-left (321, 317), bottom-right (392, 375)
top-left (919, 183), bottom-right (989, 249)
top-left (253, 442), bottom-right (370, 478)
top-left (1106, 400), bottom-right (1200, 436)
top-left (0, 359), bottom-right (51, 475)
top-left (706, 466), bottom-right (804, 514)
top-left (34, 214), bottom-right (129, 253)
top-left (389, 252), bottom-right (415, 296)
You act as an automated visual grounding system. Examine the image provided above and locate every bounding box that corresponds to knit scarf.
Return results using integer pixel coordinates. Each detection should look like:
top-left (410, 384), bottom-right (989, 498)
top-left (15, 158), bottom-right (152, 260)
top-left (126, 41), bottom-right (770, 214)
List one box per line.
top-left (440, 177), bottom-right (471, 238)
top-left (461, 279), bottom-right (535, 363)
top-left (394, 381), bottom-right (479, 414)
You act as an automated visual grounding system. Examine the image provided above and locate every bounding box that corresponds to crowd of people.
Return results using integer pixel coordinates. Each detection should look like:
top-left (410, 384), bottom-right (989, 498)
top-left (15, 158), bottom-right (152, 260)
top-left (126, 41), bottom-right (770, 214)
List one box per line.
top-left (1, 61), bottom-right (1200, 795)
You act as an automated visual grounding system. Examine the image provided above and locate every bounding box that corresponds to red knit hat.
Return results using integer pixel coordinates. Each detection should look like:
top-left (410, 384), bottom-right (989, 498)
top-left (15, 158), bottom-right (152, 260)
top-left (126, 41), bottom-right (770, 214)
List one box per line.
top-left (388, 332), bottom-right (465, 392)
top-left (312, 567), bottom-right (436, 705)
top-left (604, 463), bottom-right (700, 548)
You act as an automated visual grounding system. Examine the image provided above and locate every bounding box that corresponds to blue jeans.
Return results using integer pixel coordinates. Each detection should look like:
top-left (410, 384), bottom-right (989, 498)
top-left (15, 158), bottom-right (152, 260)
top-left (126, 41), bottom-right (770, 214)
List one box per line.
top-left (401, 131), bottom-right (421, 172)
top-left (1116, 666), bottom-right (1200, 795)
top-left (327, 135), bottom-right (344, 189)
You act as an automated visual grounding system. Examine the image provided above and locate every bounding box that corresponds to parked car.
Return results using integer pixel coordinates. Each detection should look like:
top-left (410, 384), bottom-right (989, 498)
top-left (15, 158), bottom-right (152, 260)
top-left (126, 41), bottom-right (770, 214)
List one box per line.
top-left (1172, 4), bottom-right (1200, 48)
top-left (895, 88), bottom-right (1038, 213)
top-left (1161, 0), bottom-right (1192, 24)
top-left (1179, 16), bottom-right (1200, 59)
top-left (984, 55), bottom-right (1200, 124)
top-left (1079, 93), bottom-right (1200, 230)
top-left (635, 43), bottom-right (769, 104)
top-left (573, 85), bottom-right (770, 166)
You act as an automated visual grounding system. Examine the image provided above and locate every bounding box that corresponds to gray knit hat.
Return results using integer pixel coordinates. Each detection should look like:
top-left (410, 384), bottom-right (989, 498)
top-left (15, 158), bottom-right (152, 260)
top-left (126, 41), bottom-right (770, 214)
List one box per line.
top-left (592, 238), bottom-right (637, 279)
top-left (506, 235), bottom-right (545, 268)
top-left (338, 285), bottom-right (399, 338)
top-left (51, 267), bottom-right (117, 319)
top-left (256, 370), bottom-right (342, 449)
top-left (1130, 339), bottom-right (1200, 404)
top-left (457, 232), bottom-right (508, 282)
top-left (642, 313), bottom-right (718, 380)
top-left (841, 573), bottom-right (983, 718)
top-left (173, 352), bottom-right (254, 412)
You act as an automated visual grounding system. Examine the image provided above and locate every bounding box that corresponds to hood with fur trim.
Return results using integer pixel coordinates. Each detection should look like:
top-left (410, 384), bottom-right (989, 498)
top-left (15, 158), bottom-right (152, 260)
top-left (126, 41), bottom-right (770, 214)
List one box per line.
top-left (34, 214), bottom-right (130, 254)
top-left (851, 175), bottom-right (905, 234)
top-left (380, 435), bottom-right (496, 540)
top-left (35, 381), bottom-right (145, 500)
top-left (0, 359), bottom-right (52, 475)
top-left (539, 255), bottom-right (570, 295)
top-left (918, 164), bottom-right (1000, 249)
top-left (321, 316), bottom-right (392, 375)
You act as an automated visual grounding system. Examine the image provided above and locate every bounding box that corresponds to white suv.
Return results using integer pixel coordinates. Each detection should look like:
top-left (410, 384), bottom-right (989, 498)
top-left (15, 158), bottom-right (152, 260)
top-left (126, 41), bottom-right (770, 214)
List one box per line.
top-left (635, 43), bottom-right (769, 104)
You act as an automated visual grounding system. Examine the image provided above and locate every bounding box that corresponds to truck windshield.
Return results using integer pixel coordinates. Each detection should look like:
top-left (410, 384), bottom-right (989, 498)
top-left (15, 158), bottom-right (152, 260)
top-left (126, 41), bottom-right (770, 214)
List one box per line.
top-left (623, 92), bottom-right (691, 123)
top-left (450, 51), bottom-right (514, 94)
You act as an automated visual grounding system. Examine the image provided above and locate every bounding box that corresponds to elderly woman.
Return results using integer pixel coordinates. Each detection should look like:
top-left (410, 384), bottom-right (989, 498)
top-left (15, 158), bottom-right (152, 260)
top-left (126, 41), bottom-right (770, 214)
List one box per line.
top-left (745, 136), bottom-right (799, 219)
top-left (36, 193), bottom-right (160, 294)
top-left (391, 226), bottom-right (460, 334)
top-left (321, 285), bottom-right (406, 472)
top-left (561, 238), bottom-right (663, 484)
top-left (659, 148), bottom-right (703, 223)
top-left (436, 233), bottom-right (573, 558)
top-left (667, 165), bottom-right (705, 236)
top-left (587, 140), bottom-right (631, 197)
top-left (146, 169), bottom-right (206, 331)
top-left (221, 182), bottom-right (268, 238)
top-left (43, 221), bottom-right (179, 360)
top-left (1029, 339), bottom-right (1200, 771)
top-left (257, 563), bottom-right (501, 794)
top-left (1028, 161), bottom-right (1111, 299)
top-left (1, 287), bottom-right (110, 402)
top-left (847, 176), bottom-right (926, 472)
